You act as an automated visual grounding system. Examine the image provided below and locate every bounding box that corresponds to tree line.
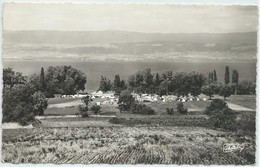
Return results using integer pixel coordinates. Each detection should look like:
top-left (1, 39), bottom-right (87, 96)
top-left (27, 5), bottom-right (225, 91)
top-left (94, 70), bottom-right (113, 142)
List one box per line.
top-left (99, 66), bottom-right (255, 99)
top-left (3, 65), bottom-right (255, 125)
top-left (2, 66), bottom-right (87, 125)
top-left (98, 75), bottom-right (127, 95)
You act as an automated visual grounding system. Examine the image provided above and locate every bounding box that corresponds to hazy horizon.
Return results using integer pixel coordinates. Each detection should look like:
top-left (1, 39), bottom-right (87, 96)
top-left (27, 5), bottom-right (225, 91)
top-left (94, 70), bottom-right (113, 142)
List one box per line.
top-left (3, 4), bottom-right (257, 62)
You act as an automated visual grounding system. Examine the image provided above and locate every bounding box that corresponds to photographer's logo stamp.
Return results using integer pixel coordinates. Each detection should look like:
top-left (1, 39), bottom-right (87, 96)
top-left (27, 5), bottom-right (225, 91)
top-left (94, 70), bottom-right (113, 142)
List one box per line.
top-left (223, 143), bottom-right (248, 153)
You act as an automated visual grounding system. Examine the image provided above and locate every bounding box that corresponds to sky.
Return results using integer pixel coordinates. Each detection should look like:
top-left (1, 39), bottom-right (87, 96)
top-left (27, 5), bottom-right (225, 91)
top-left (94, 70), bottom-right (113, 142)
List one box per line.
top-left (3, 3), bottom-right (258, 33)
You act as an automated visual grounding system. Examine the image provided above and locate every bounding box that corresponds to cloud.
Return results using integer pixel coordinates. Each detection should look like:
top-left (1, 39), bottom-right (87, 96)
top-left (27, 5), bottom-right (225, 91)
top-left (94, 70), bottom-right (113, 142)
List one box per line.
top-left (3, 4), bottom-right (258, 33)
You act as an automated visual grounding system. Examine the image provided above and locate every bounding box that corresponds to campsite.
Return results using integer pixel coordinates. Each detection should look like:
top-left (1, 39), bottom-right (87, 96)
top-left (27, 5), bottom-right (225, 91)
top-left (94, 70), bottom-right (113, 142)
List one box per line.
top-left (2, 3), bottom-right (257, 165)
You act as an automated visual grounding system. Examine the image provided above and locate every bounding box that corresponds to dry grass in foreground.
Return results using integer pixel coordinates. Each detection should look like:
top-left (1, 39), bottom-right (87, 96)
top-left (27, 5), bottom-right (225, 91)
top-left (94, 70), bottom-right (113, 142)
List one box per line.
top-left (2, 127), bottom-right (255, 164)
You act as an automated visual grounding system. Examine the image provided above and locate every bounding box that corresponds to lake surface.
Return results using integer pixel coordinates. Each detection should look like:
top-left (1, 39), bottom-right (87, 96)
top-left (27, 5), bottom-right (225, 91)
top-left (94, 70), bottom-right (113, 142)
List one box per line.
top-left (3, 61), bottom-right (256, 91)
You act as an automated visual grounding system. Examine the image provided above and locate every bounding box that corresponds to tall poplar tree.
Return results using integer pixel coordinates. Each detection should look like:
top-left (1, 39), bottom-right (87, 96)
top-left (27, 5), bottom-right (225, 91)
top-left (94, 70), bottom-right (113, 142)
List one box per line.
top-left (224, 66), bottom-right (230, 84)
top-left (40, 67), bottom-right (46, 91)
top-left (213, 69), bottom-right (217, 82)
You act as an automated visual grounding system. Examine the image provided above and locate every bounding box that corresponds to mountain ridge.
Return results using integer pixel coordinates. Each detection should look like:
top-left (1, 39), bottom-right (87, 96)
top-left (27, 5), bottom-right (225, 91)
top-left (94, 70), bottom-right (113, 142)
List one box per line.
top-left (4, 30), bottom-right (257, 45)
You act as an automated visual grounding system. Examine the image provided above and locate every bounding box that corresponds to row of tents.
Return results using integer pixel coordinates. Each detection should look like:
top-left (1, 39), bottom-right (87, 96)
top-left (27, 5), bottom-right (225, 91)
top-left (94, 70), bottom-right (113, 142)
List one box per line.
top-left (58, 90), bottom-right (208, 103)
top-left (132, 93), bottom-right (208, 103)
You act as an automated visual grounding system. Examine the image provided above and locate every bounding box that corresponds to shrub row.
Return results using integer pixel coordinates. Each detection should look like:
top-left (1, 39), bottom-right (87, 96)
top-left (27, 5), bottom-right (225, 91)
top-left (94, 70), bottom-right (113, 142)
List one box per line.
top-left (130, 103), bottom-right (155, 115)
top-left (109, 116), bottom-right (209, 127)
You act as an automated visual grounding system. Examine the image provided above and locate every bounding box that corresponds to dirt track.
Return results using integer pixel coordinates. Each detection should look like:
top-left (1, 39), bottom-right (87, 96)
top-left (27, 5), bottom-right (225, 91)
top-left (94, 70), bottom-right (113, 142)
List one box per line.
top-left (226, 102), bottom-right (255, 112)
top-left (48, 99), bottom-right (83, 108)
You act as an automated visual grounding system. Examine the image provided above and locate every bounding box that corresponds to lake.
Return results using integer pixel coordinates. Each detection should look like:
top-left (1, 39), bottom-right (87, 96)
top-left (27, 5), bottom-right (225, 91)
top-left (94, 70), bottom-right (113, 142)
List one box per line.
top-left (3, 60), bottom-right (256, 91)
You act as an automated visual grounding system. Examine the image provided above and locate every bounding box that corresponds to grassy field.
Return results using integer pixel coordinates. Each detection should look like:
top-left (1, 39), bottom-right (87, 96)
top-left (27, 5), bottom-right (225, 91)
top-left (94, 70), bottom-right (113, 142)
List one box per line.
top-left (48, 97), bottom-right (80, 105)
top-left (45, 95), bottom-right (255, 116)
top-left (45, 97), bottom-right (119, 116)
top-left (147, 100), bottom-right (210, 115)
top-left (45, 106), bottom-right (80, 115)
top-left (2, 127), bottom-right (255, 164)
top-left (225, 95), bottom-right (256, 109)
top-left (40, 117), bottom-right (120, 128)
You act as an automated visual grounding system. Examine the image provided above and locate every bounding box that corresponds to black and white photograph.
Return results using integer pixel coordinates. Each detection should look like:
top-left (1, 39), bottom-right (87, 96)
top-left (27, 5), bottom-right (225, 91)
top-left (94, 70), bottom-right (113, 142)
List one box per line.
top-left (1, 1), bottom-right (258, 165)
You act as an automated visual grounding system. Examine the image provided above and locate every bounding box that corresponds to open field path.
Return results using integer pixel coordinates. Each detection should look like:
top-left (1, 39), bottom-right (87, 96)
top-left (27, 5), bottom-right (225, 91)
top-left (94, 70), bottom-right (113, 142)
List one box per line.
top-left (226, 102), bottom-right (255, 112)
top-left (36, 115), bottom-right (116, 120)
top-left (48, 99), bottom-right (83, 108)
top-left (187, 103), bottom-right (204, 112)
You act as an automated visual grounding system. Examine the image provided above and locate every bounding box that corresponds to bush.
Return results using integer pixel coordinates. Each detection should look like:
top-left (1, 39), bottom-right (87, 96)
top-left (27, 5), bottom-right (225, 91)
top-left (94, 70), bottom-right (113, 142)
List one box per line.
top-left (2, 85), bottom-right (36, 125)
top-left (237, 81), bottom-right (256, 95)
top-left (13, 102), bottom-right (35, 126)
top-left (118, 90), bottom-right (135, 112)
top-left (109, 117), bottom-right (128, 124)
top-left (130, 103), bottom-right (155, 115)
top-left (78, 105), bottom-right (89, 117)
top-left (208, 107), bottom-right (237, 131)
top-left (32, 91), bottom-right (48, 116)
top-left (166, 108), bottom-right (174, 115)
top-left (205, 99), bottom-right (237, 131)
top-left (78, 96), bottom-right (92, 117)
top-left (177, 102), bottom-right (187, 115)
top-left (205, 99), bottom-right (228, 115)
top-left (218, 84), bottom-right (232, 100)
top-left (236, 113), bottom-right (256, 132)
top-left (90, 105), bottom-right (101, 115)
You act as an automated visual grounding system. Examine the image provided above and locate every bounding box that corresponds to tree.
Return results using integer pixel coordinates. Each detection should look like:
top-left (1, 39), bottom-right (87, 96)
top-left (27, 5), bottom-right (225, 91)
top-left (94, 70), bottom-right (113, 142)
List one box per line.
top-left (118, 90), bottom-right (135, 112)
top-left (3, 68), bottom-right (15, 88)
top-left (143, 68), bottom-right (153, 86)
top-left (208, 107), bottom-right (237, 131)
top-left (154, 73), bottom-right (161, 86)
top-left (176, 102), bottom-right (188, 115)
top-left (237, 81), bottom-right (256, 95)
top-left (2, 84), bottom-right (35, 125)
top-left (2, 69), bottom-right (49, 125)
top-left (205, 99), bottom-right (236, 131)
top-left (232, 70), bottom-right (239, 84)
top-left (224, 66), bottom-right (230, 84)
top-left (208, 72), bottom-right (214, 83)
top-left (99, 75), bottom-right (113, 92)
top-left (28, 74), bottom-right (41, 92)
top-left (190, 86), bottom-right (201, 97)
top-left (219, 84), bottom-right (232, 100)
top-left (128, 70), bottom-right (206, 96)
top-left (90, 105), bottom-right (101, 115)
top-left (166, 108), bottom-right (174, 115)
top-left (3, 68), bottom-right (27, 88)
top-left (32, 91), bottom-right (48, 116)
top-left (45, 66), bottom-right (87, 97)
top-left (205, 99), bottom-right (229, 115)
top-left (40, 67), bottom-right (46, 92)
top-left (161, 71), bottom-right (173, 81)
top-left (113, 75), bottom-right (127, 95)
top-left (113, 75), bottom-right (121, 94)
top-left (130, 103), bottom-right (155, 115)
top-left (231, 69), bottom-right (239, 95)
top-left (120, 80), bottom-right (127, 90)
top-left (170, 72), bottom-right (205, 96)
top-left (158, 80), bottom-right (168, 96)
top-left (201, 84), bottom-right (219, 100)
top-left (128, 75), bottom-right (136, 92)
top-left (78, 95), bottom-right (92, 117)
top-left (213, 69), bottom-right (217, 82)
